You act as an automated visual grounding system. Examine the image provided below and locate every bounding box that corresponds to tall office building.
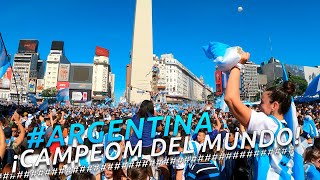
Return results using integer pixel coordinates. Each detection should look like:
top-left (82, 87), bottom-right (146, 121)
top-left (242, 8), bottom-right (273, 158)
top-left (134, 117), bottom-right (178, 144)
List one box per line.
top-left (154, 54), bottom-right (213, 103)
top-left (128, 0), bottom-right (154, 104)
top-left (44, 41), bottom-right (70, 90)
top-left (241, 61), bottom-right (259, 101)
top-left (92, 46), bottom-right (111, 102)
top-left (10, 40), bottom-right (39, 102)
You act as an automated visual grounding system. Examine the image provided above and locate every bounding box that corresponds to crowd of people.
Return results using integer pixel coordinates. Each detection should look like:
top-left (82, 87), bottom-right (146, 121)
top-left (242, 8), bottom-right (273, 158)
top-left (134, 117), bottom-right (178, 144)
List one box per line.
top-left (0, 97), bottom-right (319, 180)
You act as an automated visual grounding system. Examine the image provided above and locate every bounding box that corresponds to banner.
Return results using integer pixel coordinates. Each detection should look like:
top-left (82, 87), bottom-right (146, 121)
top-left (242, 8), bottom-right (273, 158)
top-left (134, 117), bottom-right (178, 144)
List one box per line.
top-left (0, 67), bottom-right (12, 89)
top-left (58, 64), bottom-right (70, 81)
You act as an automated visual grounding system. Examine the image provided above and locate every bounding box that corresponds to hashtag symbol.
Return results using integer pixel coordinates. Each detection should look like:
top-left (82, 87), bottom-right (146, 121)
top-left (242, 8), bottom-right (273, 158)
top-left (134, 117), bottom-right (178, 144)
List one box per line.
top-left (246, 150), bottom-right (253, 158)
top-left (225, 153), bottom-right (232, 159)
top-left (191, 155), bottom-right (197, 162)
top-left (135, 161), bottom-right (142, 168)
top-left (59, 167), bottom-right (65, 175)
top-left (3, 173), bottom-right (9, 180)
top-left (170, 157), bottom-right (176, 165)
top-left (108, 163), bottom-right (114, 170)
top-left (73, 166), bottom-right (79, 174)
top-left (45, 169), bottom-right (51, 176)
top-left (27, 126), bottom-right (45, 148)
top-left (10, 173), bottom-right (16, 179)
top-left (212, 153), bottom-right (218, 160)
top-left (268, 149), bottom-right (273, 156)
top-left (24, 171), bottom-right (30, 178)
top-left (52, 168), bottom-right (58, 176)
top-left (205, 154), bottom-right (211, 161)
top-left (38, 169), bottom-right (44, 176)
top-left (121, 162), bottom-right (128, 169)
top-left (274, 148), bottom-right (281, 155)
top-left (289, 147), bottom-right (294, 155)
top-left (163, 157), bottom-right (169, 165)
top-left (128, 162), bottom-right (135, 169)
top-left (79, 166), bottom-right (86, 173)
top-left (0, 173), bottom-right (2, 179)
top-left (219, 153), bottom-right (225, 160)
top-left (198, 154), bottom-right (204, 161)
top-left (100, 164), bottom-right (106, 172)
top-left (114, 162), bottom-right (121, 170)
top-left (232, 151), bottom-right (239, 159)
top-left (281, 148), bottom-right (287, 155)
top-left (260, 149), bottom-right (267, 156)
top-left (156, 159), bottom-right (162, 166)
top-left (254, 150), bottom-right (260, 157)
top-left (17, 171), bottom-right (23, 178)
top-left (30, 170), bottom-right (37, 177)
top-left (93, 164), bottom-right (100, 172)
top-left (185, 155), bottom-right (191, 163)
top-left (240, 151), bottom-right (246, 158)
top-left (150, 159), bottom-right (156, 167)
top-left (142, 160), bottom-right (149, 167)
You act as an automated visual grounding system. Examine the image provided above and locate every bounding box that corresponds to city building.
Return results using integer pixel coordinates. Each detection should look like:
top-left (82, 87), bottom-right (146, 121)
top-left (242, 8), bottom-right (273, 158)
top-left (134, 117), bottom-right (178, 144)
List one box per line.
top-left (240, 61), bottom-right (259, 101)
top-left (10, 40), bottom-right (40, 103)
top-left (128, 0), bottom-right (154, 104)
top-left (44, 41), bottom-right (70, 90)
top-left (154, 54), bottom-right (213, 103)
top-left (261, 57), bottom-right (320, 86)
top-left (69, 63), bottom-right (93, 105)
top-left (109, 72), bottom-right (115, 101)
top-left (92, 46), bottom-right (111, 102)
top-left (0, 67), bottom-right (12, 100)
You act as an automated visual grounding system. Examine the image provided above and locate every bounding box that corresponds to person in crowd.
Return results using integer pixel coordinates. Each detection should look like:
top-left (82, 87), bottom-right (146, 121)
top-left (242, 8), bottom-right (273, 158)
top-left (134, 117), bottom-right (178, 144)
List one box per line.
top-left (304, 146), bottom-right (320, 179)
top-left (224, 51), bottom-right (296, 179)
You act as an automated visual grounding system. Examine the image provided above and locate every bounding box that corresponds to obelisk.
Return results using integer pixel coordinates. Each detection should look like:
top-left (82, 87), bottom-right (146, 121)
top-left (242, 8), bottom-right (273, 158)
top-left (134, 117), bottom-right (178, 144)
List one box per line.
top-left (129, 0), bottom-right (153, 104)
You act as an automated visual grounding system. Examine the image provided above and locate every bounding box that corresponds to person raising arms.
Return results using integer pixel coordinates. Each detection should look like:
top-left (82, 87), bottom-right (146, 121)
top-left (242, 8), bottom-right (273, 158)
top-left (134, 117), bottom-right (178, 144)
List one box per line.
top-left (224, 52), bottom-right (295, 180)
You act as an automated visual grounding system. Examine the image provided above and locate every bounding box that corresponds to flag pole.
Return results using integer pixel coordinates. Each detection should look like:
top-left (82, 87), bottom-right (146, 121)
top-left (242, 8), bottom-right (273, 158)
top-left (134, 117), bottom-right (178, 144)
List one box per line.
top-left (0, 33), bottom-right (20, 106)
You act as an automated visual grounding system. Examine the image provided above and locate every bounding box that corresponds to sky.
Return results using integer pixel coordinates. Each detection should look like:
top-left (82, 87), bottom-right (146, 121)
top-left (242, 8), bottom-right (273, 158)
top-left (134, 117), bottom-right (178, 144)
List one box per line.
top-left (1, 0), bottom-right (320, 101)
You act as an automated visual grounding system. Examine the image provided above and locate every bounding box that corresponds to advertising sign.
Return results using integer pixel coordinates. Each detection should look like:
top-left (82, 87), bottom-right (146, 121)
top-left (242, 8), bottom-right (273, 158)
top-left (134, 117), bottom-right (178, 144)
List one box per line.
top-left (18, 40), bottom-right (39, 53)
top-left (95, 46), bottom-right (109, 57)
top-left (28, 79), bottom-right (36, 92)
top-left (215, 70), bottom-right (223, 96)
top-left (57, 82), bottom-right (70, 90)
top-left (36, 79), bottom-right (45, 92)
top-left (0, 67), bottom-right (12, 89)
top-left (58, 64), bottom-right (70, 81)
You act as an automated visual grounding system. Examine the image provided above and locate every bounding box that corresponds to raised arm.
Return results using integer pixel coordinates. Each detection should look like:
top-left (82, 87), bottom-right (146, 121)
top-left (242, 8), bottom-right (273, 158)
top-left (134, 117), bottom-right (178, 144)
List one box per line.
top-left (224, 53), bottom-right (251, 128)
top-left (0, 121), bottom-right (5, 160)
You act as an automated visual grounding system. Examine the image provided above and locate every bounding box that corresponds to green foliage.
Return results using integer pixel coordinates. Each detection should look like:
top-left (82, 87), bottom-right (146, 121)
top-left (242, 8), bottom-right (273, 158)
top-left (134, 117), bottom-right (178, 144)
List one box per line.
top-left (42, 87), bottom-right (58, 97)
top-left (271, 75), bottom-right (307, 96)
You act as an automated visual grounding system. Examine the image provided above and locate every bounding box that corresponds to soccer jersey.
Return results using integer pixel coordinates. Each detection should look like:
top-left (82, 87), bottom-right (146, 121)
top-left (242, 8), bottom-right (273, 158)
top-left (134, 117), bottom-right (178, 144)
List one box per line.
top-left (304, 163), bottom-right (320, 180)
top-left (247, 110), bottom-right (294, 180)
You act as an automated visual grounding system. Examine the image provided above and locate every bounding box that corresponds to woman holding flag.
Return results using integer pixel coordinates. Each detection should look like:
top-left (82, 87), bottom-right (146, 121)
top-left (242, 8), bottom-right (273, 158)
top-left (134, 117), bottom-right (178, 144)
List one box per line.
top-left (222, 51), bottom-right (296, 179)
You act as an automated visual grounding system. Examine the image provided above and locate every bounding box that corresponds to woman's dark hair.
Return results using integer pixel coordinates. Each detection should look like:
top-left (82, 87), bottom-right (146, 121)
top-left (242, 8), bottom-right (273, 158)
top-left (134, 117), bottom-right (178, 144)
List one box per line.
top-left (127, 165), bottom-right (153, 180)
top-left (266, 81), bottom-right (296, 114)
top-left (304, 146), bottom-right (320, 163)
top-left (137, 100), bottom-right (154, 118)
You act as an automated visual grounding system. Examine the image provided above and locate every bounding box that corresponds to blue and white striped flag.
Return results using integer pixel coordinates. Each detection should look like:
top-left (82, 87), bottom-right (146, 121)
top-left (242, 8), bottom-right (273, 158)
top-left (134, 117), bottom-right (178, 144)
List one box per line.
top-left (0, 35), bottom-right (10, 78)
top-left (203, 42), bottom-right (241, 72)
top-left (39, 99), bottom-right (49, 111)
top-left (28, 94), bottom-right (37, 106)
top-left (56, 88), bottom-right (69, 102)
top-left (282, 63), bottom-right (304, 180)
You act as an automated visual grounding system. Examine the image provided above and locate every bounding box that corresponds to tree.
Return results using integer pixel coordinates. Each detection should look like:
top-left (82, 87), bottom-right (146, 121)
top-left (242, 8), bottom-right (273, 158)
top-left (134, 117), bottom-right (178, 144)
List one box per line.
top-left (270, 75), bottom-right (307, 96)
top-left (42, 87), bottom-right (58, 97)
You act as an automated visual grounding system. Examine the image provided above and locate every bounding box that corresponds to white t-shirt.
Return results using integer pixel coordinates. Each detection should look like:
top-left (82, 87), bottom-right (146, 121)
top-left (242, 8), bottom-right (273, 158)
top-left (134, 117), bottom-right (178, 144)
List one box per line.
top-left (247, 110), bottom-right (294, 180)
top-left (24, 154), bottom-right (53, 180)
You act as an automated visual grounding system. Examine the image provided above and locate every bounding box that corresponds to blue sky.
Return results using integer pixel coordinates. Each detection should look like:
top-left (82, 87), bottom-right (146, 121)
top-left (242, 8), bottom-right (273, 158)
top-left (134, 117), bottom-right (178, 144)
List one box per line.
top-left (1, 0), bottom-right (319, 101)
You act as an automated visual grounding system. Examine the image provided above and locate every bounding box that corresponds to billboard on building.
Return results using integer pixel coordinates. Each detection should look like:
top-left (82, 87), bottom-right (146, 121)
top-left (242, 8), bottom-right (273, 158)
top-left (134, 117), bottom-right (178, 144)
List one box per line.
top-left (57, 82), bottom-right (70, 90)
top-left (18, 40), bottom-right (39, 53)
top-left (58, 64), bottom-right (70, 81)
top-left (215, 70), bottom-right (223, 96)
top-left (0, 67), bottom-right (12, 89)
top-left (70, 65), bottom-right (93, 83)
top-left (95, 46), bottom-right (109, 57)
top-left (51, 41), bottom-right (64, 50)
top-left (28, 78), bottom-right (37, 92)
top-left (36, 79), bottom-right (45, 92)
top-left (70, 89), bottom-right (91, 102)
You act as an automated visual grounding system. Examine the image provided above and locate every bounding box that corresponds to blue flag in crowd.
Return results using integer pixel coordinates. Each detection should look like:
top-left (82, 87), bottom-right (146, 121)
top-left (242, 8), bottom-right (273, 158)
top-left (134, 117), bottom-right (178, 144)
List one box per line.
top-left (282, 63), bottom-right (304, 180)
top-left (56, 88), bottom-right (69, 102)
top-left (39, 100), bottom-right (49, 111)
top-left (0, 36), bottom-right (10, 78)
top-left (28, 94), bottom-right (37, 106)
top-left (104, 97), bottom-right (112, 104)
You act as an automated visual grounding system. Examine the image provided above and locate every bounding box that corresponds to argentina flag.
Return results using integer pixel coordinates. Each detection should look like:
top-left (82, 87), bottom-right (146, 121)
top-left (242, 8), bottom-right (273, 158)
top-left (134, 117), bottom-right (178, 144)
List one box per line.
top-left (203, 42), bottom-right (241, 72)
top-left (28, 94), bottom-right (37, 106)
top-left (39, 99), bottom-right (49, 111)
top-left (282, 63), bottom-right (304, 180)
top-left (56, 88), bottom-right (69, 102)
top-left (0, 34), bottom-right (10, 78)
